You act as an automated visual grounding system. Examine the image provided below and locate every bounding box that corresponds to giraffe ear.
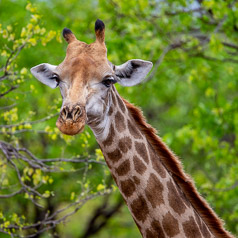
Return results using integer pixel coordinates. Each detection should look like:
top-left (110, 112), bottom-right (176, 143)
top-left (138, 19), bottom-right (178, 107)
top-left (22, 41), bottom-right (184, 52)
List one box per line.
top-left (30, 63), bottom-right (59, 89)
top-left (115, 59), bottom-right (153, 87)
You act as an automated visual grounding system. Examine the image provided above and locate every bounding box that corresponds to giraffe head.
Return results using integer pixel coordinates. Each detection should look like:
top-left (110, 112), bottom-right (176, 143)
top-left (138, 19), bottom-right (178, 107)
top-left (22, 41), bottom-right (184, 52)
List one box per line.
top-left (31, 20), bottom-right (152, 135)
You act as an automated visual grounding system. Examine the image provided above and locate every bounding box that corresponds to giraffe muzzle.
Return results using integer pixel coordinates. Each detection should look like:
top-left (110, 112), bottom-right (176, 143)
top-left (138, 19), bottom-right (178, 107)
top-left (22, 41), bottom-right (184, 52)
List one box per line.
top-left (56, 105), bottom-right (86, 135)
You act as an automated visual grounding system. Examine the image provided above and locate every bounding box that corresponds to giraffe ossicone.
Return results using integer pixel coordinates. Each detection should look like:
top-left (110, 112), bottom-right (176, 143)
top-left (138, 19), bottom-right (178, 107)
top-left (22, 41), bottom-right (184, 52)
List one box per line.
top-left (31, 19), bottom-right (234, 238)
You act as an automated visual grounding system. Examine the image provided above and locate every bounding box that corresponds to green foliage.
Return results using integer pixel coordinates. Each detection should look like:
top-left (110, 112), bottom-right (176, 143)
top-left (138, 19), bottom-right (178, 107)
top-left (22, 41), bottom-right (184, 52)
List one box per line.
top-left (0, 2), bottom-right (114, 237)
top-left (1, 0), bottom-right (238, 237)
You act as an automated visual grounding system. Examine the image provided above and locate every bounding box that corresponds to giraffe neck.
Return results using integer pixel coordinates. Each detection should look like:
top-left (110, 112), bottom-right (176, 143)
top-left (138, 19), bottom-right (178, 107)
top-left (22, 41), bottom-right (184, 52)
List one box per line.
top-left (88, 86), bottom-right (232, 238)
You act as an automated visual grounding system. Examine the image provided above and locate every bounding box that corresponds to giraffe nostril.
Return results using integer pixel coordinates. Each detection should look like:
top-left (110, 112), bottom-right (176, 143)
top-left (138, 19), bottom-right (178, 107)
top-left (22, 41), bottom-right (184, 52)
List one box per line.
top-left (72, 106), bottom-right (82, 121)
top-left (61, 107), bottom-right (68, 120)
top-left (61, 105), bottom-right (82, 121)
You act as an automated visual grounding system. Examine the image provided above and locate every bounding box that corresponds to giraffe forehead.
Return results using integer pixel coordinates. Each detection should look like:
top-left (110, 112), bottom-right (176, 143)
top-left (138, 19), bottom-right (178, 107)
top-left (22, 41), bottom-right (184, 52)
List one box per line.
top-left (66, 40), bottom-right (107, 57)
top-left (59, 54), bottom-right (111, 83)
top-left (58, 40), bottom-right (110, 82)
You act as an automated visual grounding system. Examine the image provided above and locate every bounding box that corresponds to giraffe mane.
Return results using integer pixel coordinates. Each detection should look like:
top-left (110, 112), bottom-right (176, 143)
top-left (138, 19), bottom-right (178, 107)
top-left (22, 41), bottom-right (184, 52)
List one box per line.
top-left (122, 97), bottom-right (233, 238)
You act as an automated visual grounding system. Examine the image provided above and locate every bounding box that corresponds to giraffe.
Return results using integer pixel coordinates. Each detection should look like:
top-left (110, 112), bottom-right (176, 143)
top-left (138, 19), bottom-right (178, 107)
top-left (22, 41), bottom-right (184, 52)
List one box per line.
top-left (30, 20), bottom-right (234, 238)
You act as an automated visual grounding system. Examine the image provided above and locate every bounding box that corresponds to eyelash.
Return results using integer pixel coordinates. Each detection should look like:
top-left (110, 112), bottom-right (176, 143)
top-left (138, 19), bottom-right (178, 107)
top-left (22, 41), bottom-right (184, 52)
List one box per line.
top-left (102, 77), bottom-right (117, 88)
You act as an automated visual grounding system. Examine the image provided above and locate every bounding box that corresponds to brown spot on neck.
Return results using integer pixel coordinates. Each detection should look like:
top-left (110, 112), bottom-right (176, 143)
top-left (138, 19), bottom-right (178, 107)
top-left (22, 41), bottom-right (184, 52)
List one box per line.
top-left (118, 136), bottom-right (132, 153)
top-left (182, 216), bottom-right (202, 238)
top-left (106, 149), bottom-right (122, 163)
top-left (151, 219), bottom-right (166, 238)
top-left (108, 105), bottom-right (113, 116)
top-left (115, 159), bottom-right (130, 176)
top-left (167, 179), bottom-right (187, 215)
top-left (116, 94), bottom-right (126, 113)
top-left (162, 211), bottom-right (180, 237)
top-left (111, 91), bottom-right (117, 106)
top-left (135, 141), bottom-right (149, 164)
top-left (145, 173), bottom-right (164, 208)
top-left (115, 111), bottom-right (126, 133)
top-left (130, 195), bottom-right (149, 223)
top-left (120, 178), bottom-right (136, 198)
top-left (148, 144), bottom-right (166, 178)
top-left (133, 155), bottom-right (147, 175)
top-left (145, 229), bottom-right (155, 238)
top-left (128, 119), bottom-right (143, 139)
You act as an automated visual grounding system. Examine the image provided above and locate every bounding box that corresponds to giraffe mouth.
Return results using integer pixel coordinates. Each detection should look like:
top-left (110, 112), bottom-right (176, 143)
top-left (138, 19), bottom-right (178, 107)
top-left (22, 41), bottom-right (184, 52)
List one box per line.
top-left (56, 120), bottom-right (85, 135)
top-left (56, 106), bottom-right (86, 135)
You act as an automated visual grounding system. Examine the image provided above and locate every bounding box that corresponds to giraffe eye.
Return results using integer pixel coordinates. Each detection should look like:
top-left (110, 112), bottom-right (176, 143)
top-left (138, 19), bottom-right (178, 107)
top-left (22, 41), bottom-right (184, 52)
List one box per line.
top-left (102, 77), bottom-right (117, 88)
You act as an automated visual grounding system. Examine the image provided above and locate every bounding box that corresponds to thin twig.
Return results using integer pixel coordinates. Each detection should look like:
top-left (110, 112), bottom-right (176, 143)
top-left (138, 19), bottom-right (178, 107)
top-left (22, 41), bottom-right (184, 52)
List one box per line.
top-left (0, 85), bottom-right (19, 98)
top-left (145, 42), bottom-right (184, 82)
top-left (0, 112), bottom-right (59, 128)
top-left (0, 188), bottom-right (23, 198)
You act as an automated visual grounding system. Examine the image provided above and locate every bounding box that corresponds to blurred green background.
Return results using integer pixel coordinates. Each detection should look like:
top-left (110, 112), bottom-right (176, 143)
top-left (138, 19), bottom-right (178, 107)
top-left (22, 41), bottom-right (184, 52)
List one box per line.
top-left (0, 0), bottom-right (238, 237)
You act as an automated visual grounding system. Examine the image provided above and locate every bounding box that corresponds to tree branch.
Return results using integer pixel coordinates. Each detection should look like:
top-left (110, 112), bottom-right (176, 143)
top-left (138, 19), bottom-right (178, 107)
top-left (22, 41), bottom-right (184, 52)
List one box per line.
top-left (145, 41), bottom-right (185, 82)
top-left (0, 85), bottom-right (19, 98)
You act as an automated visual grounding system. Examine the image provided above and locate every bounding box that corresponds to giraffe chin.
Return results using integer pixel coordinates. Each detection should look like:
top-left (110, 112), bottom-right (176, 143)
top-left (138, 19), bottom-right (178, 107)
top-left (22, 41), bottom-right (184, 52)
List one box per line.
top-left (56, 120), bottom-right (85, 136)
